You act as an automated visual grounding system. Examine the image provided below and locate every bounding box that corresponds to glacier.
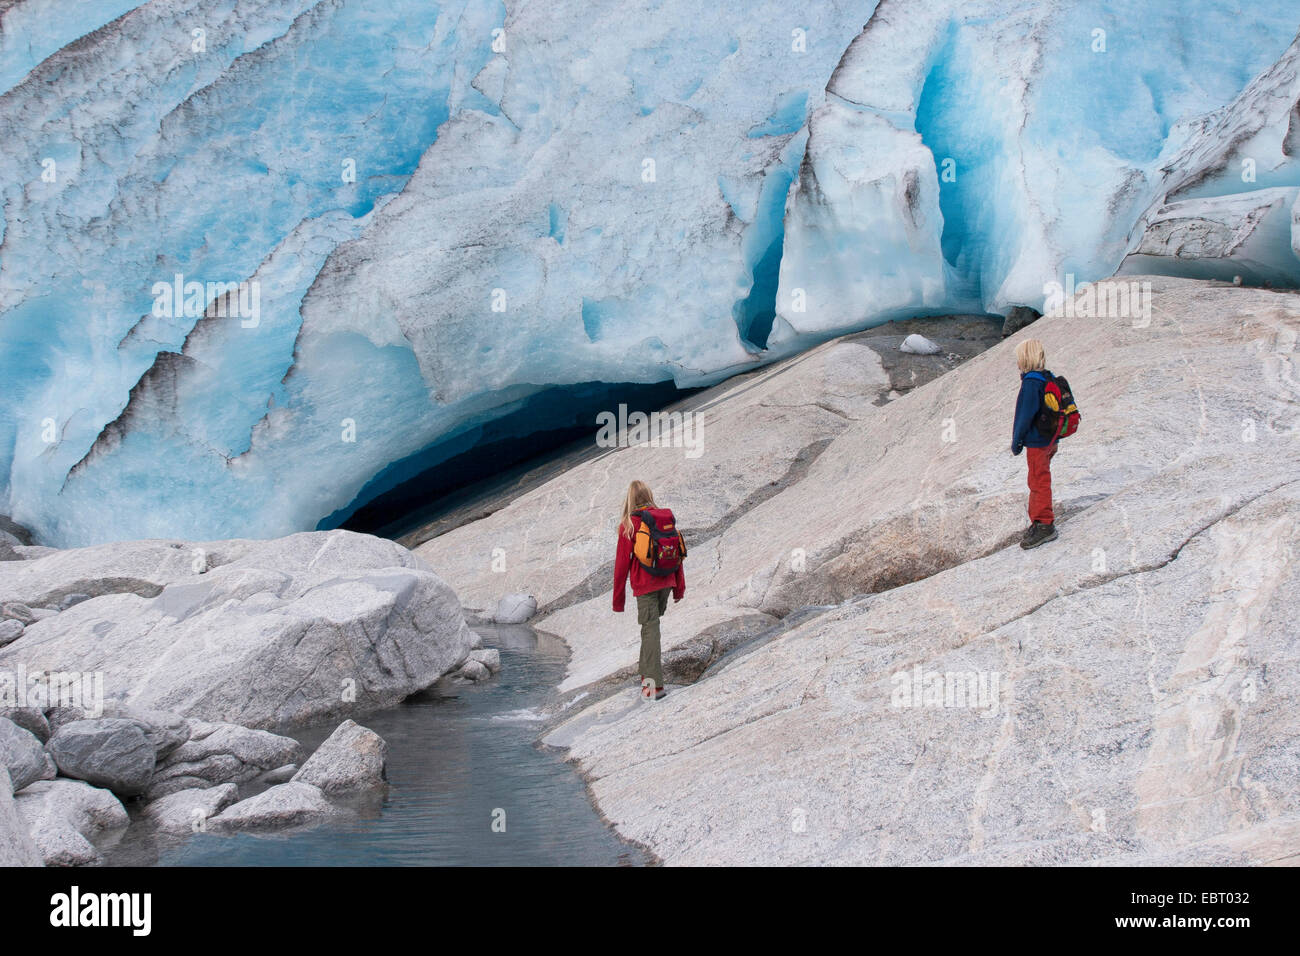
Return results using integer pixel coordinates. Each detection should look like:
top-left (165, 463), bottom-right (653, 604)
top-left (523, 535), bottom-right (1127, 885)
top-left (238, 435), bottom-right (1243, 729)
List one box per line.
top-left (1, 0), bottom-right (1299, 546)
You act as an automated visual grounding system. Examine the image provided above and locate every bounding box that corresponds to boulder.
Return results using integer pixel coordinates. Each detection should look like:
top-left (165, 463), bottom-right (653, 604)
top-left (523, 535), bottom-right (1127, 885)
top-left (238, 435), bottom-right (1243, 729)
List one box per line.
top-left (0, 531), bottom-right (475, 729)
top-left (14, 778), bottom-right (127, 866)
top-left (1001, 305), bottom-right (1041, 337)
top-left (46, 719), bottom-right (156, 796)
top-left (898, 333), bottom-right (941, 354)
top-left (455, 659), bottom-right (490, 682)
top-left (210, 781), bottom-right (340, 832)
top-left (142, 783), bottom-right (239, 834)
top-left (255, 764), bottom-right (298, 786)
top-left (101, 704), bottom-right (191, 760)
top-left (1, 707), bottom-right (50, 743)
top-left (1, 603), bottom-right (36, 625)
top-left (146, 720), bottom-right (302, 799)
top-left (0, 717), bottom-right (55, 792)
top-left (292, 720), bottom-right (387, 795)
top-left (44, 706), bottom-right (87, 736)
top-left (0, 769), bottom-right (42, 866)
top-left (0, 619), bottom-right (23, 647)
top-left (493, 593), bottom-right (537, 624)
top-left (468, 648), bottom-right (501, 674)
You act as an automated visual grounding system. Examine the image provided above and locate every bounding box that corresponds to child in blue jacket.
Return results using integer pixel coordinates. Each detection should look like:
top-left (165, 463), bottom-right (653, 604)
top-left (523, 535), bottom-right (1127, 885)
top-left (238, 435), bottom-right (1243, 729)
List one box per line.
top-left (1011, 339), bottom-right (1058, 549)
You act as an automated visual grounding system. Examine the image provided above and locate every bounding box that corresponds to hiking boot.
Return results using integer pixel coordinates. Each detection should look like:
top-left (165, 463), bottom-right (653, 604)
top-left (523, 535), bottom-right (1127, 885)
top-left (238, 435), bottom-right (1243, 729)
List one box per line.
top-left (641, 683), bottom-right (667, 701)
top-left (1020, 522), bottom-right (1058, 550)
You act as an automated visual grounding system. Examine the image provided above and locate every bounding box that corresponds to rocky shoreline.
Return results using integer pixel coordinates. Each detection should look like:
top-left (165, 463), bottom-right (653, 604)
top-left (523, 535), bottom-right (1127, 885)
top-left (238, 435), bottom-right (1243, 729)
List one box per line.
top-left (0, 529), bottom-right (503, 866)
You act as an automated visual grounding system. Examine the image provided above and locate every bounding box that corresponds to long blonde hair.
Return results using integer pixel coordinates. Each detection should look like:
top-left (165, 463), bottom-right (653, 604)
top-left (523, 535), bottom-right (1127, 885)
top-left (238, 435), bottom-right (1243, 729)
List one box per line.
top-left (619, 480), bottom-right (657, 538)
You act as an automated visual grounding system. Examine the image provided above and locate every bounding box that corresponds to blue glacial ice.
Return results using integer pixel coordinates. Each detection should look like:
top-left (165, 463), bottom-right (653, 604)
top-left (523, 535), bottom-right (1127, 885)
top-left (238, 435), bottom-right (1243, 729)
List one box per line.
top-left (1, 0), bottom-right (1299, 545)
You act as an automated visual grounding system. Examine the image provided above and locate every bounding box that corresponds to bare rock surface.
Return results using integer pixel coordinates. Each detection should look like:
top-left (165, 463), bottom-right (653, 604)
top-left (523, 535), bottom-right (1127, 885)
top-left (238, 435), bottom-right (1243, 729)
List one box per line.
top-left (14, 778), bottom-right (127, 866)
top-left (429, 277), bottom-right (1298, 864)
top-left (417, 315), bottom-right (999, 691)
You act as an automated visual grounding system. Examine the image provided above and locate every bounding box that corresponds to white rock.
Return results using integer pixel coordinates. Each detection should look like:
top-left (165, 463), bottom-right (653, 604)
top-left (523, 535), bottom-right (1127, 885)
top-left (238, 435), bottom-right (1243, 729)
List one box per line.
top-left (0, 717), bottom-right (55, 792)
top-left (468, 648), bottom-right (501, 674)
top-left (899, 333), bottom-right (941, 355)
top-left (142, 784), bottom-right (239, 834)
top-left (0, 530), bottom-right (475, 729)
top-left (292, 720), bottom-right (387, 795)
top-left (147, 720), bottom-right (302, 799)
top-left (14, 778), bottom-right (127, 866)
top-left (210, 781), bottom-right (340, 832)
top-left (493, 593), bottom-right (537, 624)
top-left (0, 768), bottom-right (42, 866)
top-left (0, 619), bottom-right (23, 647)
top-left (456, 660), bottom-right (491, 682)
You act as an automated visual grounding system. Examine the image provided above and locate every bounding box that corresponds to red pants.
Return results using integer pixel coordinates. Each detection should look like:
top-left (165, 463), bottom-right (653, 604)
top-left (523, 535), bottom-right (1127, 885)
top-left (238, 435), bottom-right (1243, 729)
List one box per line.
top-left (1026, 444), bottom-right (1057, 524)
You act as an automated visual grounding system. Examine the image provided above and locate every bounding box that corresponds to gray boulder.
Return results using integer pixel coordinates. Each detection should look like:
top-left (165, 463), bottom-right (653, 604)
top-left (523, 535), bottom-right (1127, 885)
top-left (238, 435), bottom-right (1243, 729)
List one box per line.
top-left (1, 707), bottom-right (50, 743)
top-left (44, 706), bottom-right (87, 736)
top-left (46, 719), bottom-right (156, 796)
top-left (255, 764), bottom-right (298, 786)
top-left (468, 648), bottom-right (501, 674)
top-left (493, 593), bottom-right (537, 624)
top-left (454, 659), bottom-right (491, 682)
top-left (58, 593), bottom-right (92, 611)
top-left (210, 781), bottom-right (340, 832)
top-left (1, 603), bottom-right (36, 625)
top-left (147, 720), bottom-right (301, 799)
top-left (14, 778), bottom-right (127, 866)
top-left (1001, 305), bottom-right (1041, 337)
top-left (142, 783), bottom-right (239, 834)
top-left (0, 717), bottom-right (55, 792)
top-left (292, 720), bottom-right (387, 795)
top-left (0, 619), bottom-right (23, 647)
top-left (101, 704), bottom-right (191, 760)
top-left (0, 769), bottom-right (42, 866)
top-left (0, 531), bottom-right (475, 729)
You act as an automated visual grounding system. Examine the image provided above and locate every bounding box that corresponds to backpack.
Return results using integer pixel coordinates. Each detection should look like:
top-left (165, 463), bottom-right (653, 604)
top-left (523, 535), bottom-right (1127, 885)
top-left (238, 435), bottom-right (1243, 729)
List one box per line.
top-left (1033, 372), bottom-right (1081, 442)
top-left (631, 508), bottom-right (687, 577)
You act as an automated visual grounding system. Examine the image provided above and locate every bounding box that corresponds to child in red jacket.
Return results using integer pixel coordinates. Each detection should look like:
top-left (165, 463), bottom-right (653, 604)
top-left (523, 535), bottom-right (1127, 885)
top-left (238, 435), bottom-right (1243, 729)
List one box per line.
top-left (612, 480), bottom-right (685, 700)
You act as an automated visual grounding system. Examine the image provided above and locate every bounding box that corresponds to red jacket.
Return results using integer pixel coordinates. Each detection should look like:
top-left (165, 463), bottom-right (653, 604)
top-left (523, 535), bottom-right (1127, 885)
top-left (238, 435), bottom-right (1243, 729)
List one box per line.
top-left (612, 512), bottom-right (685, 612)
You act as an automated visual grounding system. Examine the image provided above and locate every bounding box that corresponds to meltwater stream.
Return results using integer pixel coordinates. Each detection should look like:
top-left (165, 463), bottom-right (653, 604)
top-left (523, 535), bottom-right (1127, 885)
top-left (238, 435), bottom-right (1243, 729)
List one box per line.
top-left (100, 625), bottom-right (648, 866)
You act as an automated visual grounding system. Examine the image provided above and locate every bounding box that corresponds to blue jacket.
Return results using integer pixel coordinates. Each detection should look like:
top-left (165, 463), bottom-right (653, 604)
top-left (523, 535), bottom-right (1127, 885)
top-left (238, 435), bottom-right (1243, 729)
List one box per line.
top-left (1012, 370), bottom-right (1055, 454)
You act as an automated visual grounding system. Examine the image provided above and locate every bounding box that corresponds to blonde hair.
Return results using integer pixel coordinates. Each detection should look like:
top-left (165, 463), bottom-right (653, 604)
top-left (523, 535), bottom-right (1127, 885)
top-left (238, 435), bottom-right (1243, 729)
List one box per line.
top-left (619, 480), bottom-right (657, 538)
top-left (1015, 338), bottom-right (1046, 372)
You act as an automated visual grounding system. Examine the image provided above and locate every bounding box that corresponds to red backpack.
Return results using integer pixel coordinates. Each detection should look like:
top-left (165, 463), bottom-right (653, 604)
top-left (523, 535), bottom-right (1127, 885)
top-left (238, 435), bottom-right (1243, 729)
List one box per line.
top-left (631, 508), bottom-right (687, 576)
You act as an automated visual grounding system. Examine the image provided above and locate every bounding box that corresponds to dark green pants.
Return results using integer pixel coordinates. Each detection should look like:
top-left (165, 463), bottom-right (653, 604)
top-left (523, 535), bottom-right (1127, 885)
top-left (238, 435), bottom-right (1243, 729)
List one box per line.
top-left (636, 588), bottom-right (670, 686)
